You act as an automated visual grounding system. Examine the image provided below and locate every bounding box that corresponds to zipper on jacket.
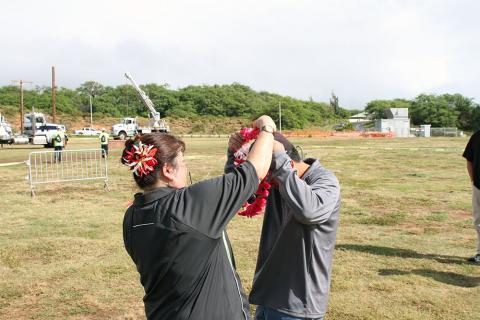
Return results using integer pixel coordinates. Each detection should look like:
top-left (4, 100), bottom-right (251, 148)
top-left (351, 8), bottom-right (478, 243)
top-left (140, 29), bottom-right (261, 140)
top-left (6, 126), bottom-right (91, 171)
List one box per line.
top-left (222, 231), bottom-right (248, 320)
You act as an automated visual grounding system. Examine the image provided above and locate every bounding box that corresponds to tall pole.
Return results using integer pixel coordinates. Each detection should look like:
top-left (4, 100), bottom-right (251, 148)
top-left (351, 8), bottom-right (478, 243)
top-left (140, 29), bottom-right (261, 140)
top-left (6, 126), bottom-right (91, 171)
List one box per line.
top-left (12, 80), bottom-right (32, 134)
top-left (20, 80), bottom-right (24, 133)
top-left (89, 84), bottom-right (96, 128)
top-left (32, 106), bottom-right (36, 137)
top-left (89, 94), bottom-right (93, 128)
top-left (279, 101), bottom-right (282, 133)
top-left (52, 66), bottom-right (56, 123)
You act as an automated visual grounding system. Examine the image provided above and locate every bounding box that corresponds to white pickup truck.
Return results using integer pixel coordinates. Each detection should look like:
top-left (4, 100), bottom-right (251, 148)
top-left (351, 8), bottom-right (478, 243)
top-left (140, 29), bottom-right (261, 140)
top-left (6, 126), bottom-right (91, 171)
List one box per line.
top-left (74, 127), bottom-right (100, 136)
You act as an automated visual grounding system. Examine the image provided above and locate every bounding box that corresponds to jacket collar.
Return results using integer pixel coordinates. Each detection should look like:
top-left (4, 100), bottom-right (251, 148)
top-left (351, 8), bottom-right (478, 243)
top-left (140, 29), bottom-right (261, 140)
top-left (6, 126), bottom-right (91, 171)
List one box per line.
top-left (133, 187), bottom-right (177, 206)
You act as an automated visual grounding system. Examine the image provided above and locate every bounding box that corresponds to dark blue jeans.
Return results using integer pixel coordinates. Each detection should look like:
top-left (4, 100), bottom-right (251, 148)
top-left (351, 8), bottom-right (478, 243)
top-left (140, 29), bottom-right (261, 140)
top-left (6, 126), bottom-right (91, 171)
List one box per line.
top-left (54, 146), bottom-right (63, 162)
top-left (255, 306), bottom-right (324, 320)
top-left (101, 144), bottom-right (108, 157)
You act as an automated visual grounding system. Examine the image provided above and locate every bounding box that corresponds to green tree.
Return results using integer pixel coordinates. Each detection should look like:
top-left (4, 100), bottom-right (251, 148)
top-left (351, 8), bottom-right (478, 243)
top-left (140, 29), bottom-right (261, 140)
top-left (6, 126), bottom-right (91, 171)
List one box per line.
top-left (471, 107), bottom-right (480, 132)
top-left (365, 99), bottom-right (411, 119)
top-left (76, 81), bottom-right (105, 114)
top-left (0, 81), bottom-right (349, 128)
top-left (443, 93), bottom-right (476, 130)
top-left (410, 94), bottom-right (458, 127)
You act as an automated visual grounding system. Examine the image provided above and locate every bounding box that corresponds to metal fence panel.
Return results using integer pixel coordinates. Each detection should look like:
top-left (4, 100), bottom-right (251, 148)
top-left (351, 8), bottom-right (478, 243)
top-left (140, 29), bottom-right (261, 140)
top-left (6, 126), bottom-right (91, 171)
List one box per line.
top-left (27, 148), bottom-right (108, 196)
top-left (430, 127), bottom-right (460, 137)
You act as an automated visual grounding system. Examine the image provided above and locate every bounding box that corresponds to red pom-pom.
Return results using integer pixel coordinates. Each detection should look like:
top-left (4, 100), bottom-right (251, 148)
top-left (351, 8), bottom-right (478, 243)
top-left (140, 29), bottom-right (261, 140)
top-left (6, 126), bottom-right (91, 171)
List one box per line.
top-left (122, 142), bottom-right (158, 177)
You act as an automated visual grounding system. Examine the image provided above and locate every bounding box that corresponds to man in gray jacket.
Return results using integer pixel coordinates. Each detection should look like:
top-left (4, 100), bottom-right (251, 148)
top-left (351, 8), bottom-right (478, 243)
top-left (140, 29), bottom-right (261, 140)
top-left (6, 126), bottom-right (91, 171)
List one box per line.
top-left (227, 133), bottom-right (341, 320)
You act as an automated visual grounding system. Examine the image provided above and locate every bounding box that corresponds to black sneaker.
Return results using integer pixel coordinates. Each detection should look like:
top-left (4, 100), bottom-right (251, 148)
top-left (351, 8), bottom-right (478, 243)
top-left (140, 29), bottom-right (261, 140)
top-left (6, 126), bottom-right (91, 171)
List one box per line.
top-left (467, 254), bottom-right (480, 263)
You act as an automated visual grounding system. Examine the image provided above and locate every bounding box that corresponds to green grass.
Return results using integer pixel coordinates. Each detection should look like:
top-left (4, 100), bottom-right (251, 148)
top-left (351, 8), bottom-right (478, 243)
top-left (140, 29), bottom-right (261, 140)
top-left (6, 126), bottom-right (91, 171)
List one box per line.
top-left (0, 136), bottom-right (479, 319)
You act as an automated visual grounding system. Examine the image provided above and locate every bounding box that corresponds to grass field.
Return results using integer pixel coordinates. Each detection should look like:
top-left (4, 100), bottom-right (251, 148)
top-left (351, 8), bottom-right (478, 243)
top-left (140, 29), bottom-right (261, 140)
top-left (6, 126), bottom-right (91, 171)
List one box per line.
top-left (1, 136), bottom-right (479, 319)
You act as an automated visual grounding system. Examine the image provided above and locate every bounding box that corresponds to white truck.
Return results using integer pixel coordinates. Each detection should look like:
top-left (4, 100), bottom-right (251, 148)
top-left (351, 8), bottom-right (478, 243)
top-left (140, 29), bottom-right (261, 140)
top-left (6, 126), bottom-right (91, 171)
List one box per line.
top-left (24, 112), bottom-right (67, 147)
top-left (112, 72), bottom-right (170, 140)
top-left (0, 113), bottom-right (15, 145)
top-left (0, 111), bottom-right (66, 147)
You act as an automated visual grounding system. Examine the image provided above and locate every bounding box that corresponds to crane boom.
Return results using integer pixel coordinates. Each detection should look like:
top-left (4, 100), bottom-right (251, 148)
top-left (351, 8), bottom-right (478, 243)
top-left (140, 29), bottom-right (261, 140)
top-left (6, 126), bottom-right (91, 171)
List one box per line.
top-left (124, 72), bottom-right (160, 121)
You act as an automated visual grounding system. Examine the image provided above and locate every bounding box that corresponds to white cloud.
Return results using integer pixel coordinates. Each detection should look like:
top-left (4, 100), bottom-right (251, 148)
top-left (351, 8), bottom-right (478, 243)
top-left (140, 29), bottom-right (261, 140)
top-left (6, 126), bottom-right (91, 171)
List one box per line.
top-left (1, 0), bottom-right (479, 108)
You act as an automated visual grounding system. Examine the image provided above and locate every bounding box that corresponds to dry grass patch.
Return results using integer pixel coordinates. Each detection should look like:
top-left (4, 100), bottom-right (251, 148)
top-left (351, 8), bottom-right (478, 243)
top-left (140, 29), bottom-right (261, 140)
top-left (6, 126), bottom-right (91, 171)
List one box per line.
top-left (0, 136), bottom-right (479, 319)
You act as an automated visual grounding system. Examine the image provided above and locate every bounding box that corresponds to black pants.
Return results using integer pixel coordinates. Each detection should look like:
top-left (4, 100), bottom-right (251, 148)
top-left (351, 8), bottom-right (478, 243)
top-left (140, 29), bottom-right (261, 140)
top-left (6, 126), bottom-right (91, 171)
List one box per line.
top-left (101, 144), bottom-right (108, 157)
top-left (54, 146), bottom-right (63, 162)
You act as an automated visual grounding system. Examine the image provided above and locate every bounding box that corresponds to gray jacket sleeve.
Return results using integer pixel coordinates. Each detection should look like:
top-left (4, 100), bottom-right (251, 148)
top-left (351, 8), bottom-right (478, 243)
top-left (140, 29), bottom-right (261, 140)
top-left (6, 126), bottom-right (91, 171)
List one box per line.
top-left (271, 151), bottom-right (340, 225)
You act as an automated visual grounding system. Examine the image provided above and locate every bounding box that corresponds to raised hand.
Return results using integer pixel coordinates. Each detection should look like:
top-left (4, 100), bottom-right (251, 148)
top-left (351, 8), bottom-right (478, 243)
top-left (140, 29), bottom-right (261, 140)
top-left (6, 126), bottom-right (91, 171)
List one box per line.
top-left (228, 132), bottom-right (244, 152)
top-left (252, 115), bottom-right (276, 131)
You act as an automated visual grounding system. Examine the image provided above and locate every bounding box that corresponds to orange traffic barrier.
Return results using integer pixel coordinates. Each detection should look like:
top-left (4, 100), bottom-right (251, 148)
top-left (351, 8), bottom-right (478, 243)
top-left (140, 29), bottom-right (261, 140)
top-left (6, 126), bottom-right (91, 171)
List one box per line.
top-left (282, 130), bottom-right (395, 138)
top-left (360, 132), bottom-right (395, 138)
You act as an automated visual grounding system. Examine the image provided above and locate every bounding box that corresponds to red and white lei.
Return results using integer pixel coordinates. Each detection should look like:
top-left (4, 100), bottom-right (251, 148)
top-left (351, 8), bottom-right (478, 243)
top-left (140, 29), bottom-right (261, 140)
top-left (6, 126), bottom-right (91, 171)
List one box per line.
top-left (122, 142), bottom-right (158, 177)
top-left (234, 127), bottom-right (272, 218)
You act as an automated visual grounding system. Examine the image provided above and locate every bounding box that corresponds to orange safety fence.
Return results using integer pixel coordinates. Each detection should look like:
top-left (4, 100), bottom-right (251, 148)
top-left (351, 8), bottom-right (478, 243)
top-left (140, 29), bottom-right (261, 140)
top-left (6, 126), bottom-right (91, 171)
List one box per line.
top-left (282, 130), bottom-right (395, 138)
top-left (282, 130), bottom-right (332, 138)
top-left (108, 130), bottom-right (396, 148)
top-left (361, 131), bottom-right (395, 138)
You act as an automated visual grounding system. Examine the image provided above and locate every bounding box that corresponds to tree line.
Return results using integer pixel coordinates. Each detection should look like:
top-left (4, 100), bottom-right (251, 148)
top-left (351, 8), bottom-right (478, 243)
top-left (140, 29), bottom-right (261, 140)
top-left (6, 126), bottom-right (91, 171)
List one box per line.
top-left (0, 82), bottom-right (347, 130)
top-left (365, 93), bottom-right (480, 131)
top-left (0, 81), bottom-right (478, 131)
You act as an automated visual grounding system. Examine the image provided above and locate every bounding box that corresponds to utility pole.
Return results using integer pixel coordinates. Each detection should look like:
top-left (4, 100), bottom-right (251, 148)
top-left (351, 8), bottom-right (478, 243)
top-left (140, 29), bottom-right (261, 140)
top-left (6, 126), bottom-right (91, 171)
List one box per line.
top-left (52, 66), bottom-right (56, 123)
top-left (278, 101), bottom-right (282, 133)
top-left (89, 93), bottom-right (93, 128)
top-left (89, 84), bottom-right (96, 128)
top-left (12, 80), bottom-right (32, 134)
top-left (32, 106), bottom-right (36, 137)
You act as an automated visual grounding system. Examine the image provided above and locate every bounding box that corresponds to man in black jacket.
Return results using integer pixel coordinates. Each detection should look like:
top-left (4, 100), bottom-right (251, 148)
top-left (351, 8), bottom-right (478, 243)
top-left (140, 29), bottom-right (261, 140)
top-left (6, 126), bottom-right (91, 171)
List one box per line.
top-left (463, 130), bottom-right (480, 263)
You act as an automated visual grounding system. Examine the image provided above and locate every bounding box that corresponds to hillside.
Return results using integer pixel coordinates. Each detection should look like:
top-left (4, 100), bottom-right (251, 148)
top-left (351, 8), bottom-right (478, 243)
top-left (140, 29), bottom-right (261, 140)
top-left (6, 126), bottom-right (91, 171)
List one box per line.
top-left (0, 103), bottom-right (340, 135)
top-left (0, 83), bottom-right (348, 132)
top-left (0, 105), bottom-right (253, 134)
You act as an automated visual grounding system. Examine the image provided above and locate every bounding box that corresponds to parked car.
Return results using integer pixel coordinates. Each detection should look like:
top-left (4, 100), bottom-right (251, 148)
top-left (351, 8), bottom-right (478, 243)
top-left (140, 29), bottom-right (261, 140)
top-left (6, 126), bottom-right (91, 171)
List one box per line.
top-left (74, 127), bottom-right (100, 136)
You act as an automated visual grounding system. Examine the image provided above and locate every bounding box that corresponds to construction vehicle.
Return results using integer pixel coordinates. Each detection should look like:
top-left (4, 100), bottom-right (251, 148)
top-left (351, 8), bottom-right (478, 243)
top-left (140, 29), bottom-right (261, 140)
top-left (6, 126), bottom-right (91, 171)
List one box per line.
top-left (0, 110), bottom-right (66, 147)
top-left (0, 113), bottom-right (14, 145)
top-left (0, 112), bottom-right (30, 146)
top-left (24, 111), bottom-right (66, 147)
top-left (112, 72), bottom-right (170, 140)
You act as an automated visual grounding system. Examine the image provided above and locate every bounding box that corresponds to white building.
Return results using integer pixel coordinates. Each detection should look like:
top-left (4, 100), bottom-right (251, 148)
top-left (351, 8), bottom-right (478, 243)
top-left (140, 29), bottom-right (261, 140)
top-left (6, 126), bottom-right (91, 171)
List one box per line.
top-left (348, 112), bottom-right (369, 123)
top-left (375, 108), bottom-right (410, 137)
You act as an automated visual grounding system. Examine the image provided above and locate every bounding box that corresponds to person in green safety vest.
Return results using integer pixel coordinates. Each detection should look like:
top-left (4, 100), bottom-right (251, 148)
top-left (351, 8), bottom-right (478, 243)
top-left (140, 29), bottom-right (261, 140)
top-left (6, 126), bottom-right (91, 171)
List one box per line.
top-left (99, 128), bottom-right (109, 158)
top-left (52, 126), bottom-right (68, 162)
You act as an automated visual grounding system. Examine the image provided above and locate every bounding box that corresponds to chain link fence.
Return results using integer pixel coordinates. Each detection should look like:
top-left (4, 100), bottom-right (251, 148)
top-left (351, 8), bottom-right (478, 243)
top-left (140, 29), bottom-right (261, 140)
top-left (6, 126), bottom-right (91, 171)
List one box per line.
top-left (430, 127), bottom-right (463, 137)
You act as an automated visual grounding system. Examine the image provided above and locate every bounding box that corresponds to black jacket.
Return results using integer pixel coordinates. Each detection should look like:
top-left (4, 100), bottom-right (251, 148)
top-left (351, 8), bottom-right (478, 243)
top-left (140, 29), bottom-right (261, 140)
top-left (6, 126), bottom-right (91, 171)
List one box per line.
top-left (123, 161), bottom-right (258, 320)
top-left (464, 130), bottom-right (480, 189)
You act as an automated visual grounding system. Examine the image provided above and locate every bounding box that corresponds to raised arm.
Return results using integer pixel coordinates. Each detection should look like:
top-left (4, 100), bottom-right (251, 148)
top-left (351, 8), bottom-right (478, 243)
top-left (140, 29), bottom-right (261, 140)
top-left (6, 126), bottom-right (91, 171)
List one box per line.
top-left (226, 115), bottom-right (276, 179)
top-left (247, 128), bottom-right (274, 180)
top-left (176, 115), bottom-right (276, 237)
top-left (272, 151), bottom-right (340, 224)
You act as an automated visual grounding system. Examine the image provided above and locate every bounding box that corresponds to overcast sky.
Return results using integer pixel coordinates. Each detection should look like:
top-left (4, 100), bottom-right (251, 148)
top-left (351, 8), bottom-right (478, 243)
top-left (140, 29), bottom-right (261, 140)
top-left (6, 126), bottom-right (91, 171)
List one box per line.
top-left (1, 0), bottom-right (479, 109)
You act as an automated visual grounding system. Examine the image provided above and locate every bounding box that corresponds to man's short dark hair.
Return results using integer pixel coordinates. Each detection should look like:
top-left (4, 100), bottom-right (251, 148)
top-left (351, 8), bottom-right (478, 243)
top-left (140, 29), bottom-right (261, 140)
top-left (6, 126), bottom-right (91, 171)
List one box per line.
top-left (273, 133), bottom-right (302, 162)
